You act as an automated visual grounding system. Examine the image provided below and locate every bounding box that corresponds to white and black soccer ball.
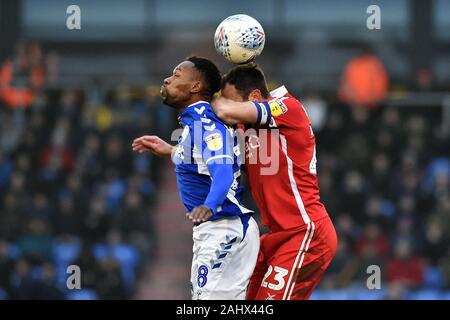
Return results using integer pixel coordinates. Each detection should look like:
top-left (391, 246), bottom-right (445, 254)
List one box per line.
top-left (214, 14), bottom-right (265, 64)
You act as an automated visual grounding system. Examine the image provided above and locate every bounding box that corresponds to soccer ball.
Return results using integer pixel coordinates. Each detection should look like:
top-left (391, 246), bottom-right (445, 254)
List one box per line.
top-left (214, 14), bottom-right (265, 64)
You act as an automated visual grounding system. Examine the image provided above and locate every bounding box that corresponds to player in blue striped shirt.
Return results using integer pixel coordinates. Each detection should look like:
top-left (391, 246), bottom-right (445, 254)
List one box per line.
top-left (132, 57), bottom-right (259, 300)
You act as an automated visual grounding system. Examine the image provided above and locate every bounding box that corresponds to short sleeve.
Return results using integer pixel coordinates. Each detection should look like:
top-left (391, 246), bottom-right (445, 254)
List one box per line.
top-left (263, 96), bottom-right (310, 130)
top-left (192, 118), bottom-right (234, 166)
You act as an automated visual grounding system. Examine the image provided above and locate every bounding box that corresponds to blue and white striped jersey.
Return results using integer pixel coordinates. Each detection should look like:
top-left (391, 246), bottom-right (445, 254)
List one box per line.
top-left (173, 100), bottom-right (252, 221)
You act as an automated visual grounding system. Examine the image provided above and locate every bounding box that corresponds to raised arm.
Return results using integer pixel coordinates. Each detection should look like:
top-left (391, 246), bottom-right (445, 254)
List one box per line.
top-left (212, 96), bottom-right (260, 125)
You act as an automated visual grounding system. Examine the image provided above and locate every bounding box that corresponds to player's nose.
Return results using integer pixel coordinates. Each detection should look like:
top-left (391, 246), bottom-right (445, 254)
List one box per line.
top-left (163, 77), bottom-right (171, 85)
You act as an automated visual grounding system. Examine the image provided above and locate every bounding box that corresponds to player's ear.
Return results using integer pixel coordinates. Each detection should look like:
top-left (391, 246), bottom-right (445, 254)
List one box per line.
top-left (248, 89), bottom-right (263, 103)
top-left (191, 80), bottom-right (202, 95)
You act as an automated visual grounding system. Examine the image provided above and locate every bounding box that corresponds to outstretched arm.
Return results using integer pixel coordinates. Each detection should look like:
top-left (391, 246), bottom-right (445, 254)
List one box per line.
top-left (132, 135), bottom-right (175, 158)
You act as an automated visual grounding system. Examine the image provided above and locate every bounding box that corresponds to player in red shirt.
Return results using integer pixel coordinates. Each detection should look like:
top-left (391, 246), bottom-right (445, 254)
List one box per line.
top-left (213, 63), bottom-right (337, 300)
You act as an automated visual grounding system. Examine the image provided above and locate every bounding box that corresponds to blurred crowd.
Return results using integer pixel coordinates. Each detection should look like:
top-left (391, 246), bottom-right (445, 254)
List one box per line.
top-left (304, 95), bottom-right (450, 299)
top-left (0, 41), bottom-right (449, 300)
top-left (0, 43), bottom-right (175, 299)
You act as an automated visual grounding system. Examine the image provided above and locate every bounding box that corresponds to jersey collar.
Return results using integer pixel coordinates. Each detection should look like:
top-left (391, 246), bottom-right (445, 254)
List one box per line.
top-left (270, 85), bottom-right (288, 98)
top-left (180, 100), bottom-right (209, 117)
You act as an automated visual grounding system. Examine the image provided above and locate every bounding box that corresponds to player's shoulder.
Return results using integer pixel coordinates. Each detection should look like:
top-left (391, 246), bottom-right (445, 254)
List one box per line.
top-left (185, 102), bottom-right (229, 136)
top-left (269, 86), bottom-right (302, 105)
top-left (183, 101), bottom-right (215, 124)
top-left (204, 104), bottom-right (230, 130)
top-left (185, 101), bottom-right (211, 119)
top-left (266, 85), bottom-right (303, 116)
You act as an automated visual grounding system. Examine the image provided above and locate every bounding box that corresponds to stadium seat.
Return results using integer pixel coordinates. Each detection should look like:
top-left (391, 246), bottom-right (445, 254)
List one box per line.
top-left (31, 266), bottom-right (43, 280)
top-left (7, 244), bottom-right (21, 259)
top-left (422, 158), bottom-right (450, 192)
top-left (353, 288), bottom-right (386, 300)
top-left (65, 289), bottom-right (99, 300)
top-left (53, 240), bottom-right (82, 286)
top-left (311, 288), bottom-right (387, 300)
top-left (53, 240), bottom-right (82, 266)
top-left (423, 266), bottom-right (444, 290)
top-left (0, 288), bottom-right (7, 300)
top-left (112, 244), bottom-right (140, 290)
top-left (310, 289), bottom-right (352, 300)
top-left (407, 289), bottom-right (443, 300)
top-left (440, 291), bottom-right (450, 300)
top-left (92, 243), bottom-right (109, 260)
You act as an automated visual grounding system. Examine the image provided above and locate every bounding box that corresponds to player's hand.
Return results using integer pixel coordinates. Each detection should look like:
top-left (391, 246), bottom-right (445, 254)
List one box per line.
top-left (132, 135), bottom-right (174, 157)
top-left (186, 206), bottom-right (213, 224)
top-left (211, 96), bottom-right (230, 119)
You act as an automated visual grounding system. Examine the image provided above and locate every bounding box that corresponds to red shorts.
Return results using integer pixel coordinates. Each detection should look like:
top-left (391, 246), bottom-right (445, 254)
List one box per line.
top-left (246, 216), bottom-right (337, 300)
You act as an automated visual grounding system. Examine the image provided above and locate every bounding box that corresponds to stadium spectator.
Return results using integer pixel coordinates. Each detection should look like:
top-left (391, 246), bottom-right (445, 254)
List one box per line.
top-left (73, 245), bottom-right (102, 291)
top-left (340, 170), bottom-right (367, 224)
top-left (338, 46), bottom-right (389, 109)
top-left (0, 241), bottom-right (14, 292)
top-left (421, 217), bottom-right (448, 267)
top-left (8, 258), bottom-right (35, 299)
top-left (386, 240), bottom-right (425, 289)
top-left (16, 218), bottom-right (54, 264)
top-left (355, 222), bottom-right (389, 258)
top-left (32, 262), bottom-right (64, 299)
top-left (0, 41), bottom-right (44, 109)
top-left (440, 247), bottom-right (450, 290)
top-left (0, 82), bottom-right (159, 299)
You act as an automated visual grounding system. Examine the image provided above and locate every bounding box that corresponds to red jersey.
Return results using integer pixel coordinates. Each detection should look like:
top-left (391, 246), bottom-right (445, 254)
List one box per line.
top-left (243, 86), bottom-right (328, 231)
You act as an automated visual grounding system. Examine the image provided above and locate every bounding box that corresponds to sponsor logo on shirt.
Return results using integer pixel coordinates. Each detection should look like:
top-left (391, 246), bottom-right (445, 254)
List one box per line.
top-left (269, 99), bottom-right (288, 117)
top-left (205, 133), bottom-right (223, 151)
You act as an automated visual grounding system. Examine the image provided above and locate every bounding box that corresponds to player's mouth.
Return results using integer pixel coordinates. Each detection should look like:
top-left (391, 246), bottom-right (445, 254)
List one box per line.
top-left (160, 85), bottom-right (167, 98)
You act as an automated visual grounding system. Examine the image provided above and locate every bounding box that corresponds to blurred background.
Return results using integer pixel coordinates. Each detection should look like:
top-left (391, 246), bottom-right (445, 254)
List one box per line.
top-left (0, 0), bottom-right (448, 300)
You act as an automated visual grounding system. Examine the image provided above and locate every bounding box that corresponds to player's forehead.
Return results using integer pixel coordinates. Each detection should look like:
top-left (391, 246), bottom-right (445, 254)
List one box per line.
top-left (221, 83), bottom-right (234, 95)
top-left (173, 61), bottom-right (196, 75)
top-left (221, 83), bottom-right (242, 101)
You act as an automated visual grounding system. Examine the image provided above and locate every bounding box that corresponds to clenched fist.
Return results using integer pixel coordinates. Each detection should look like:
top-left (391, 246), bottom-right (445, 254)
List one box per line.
top-left (186, 205), bottom-right (213, 224)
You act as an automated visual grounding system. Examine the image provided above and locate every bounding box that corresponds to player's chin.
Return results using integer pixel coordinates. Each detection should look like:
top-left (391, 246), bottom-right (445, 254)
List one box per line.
top-left (160, 93), bottom-right (169, 104)
top-left (160, 86), bottom-right (167, 98)
top-left (161, 97), bottom-right (171, 106)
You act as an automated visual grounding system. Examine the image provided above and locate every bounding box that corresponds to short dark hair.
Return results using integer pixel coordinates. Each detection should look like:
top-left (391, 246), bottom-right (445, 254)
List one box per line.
top-left (221, 63), bottom-right (270, 100)
top-left (187, 56), bottom-right (221, 101)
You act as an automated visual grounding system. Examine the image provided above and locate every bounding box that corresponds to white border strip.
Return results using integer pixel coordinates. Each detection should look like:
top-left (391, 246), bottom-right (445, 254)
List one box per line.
top-left (287, 221), bottom-right (315, 300)
top-left (279, 134), bottom-right (311, 224)
top-left (282, 222), bottom-right (311, 300)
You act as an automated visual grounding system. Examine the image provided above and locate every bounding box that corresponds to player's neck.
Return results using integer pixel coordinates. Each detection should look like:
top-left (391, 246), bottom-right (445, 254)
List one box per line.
top-left (179, 96), bottom-right (209, 113)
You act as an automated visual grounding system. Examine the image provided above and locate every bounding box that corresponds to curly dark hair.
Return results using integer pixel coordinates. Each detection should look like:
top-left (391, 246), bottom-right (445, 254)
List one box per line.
top-left (187, 56), bottom-right (221, 101)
